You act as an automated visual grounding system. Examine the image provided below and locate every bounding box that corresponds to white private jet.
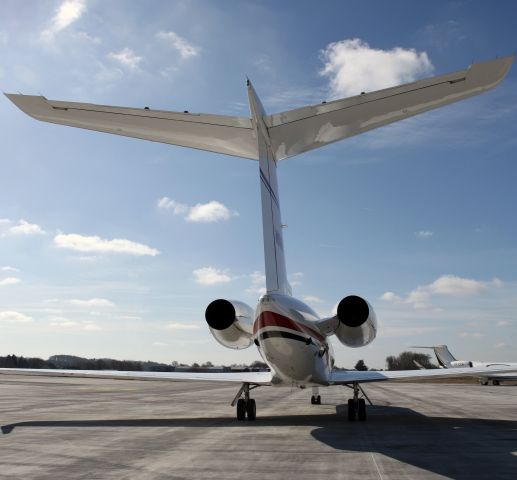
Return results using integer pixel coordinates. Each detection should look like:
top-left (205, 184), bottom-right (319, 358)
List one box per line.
top-left (2, 55), bottom-right (516, 422)
top-left (414, 345), bottom-right (517, 385)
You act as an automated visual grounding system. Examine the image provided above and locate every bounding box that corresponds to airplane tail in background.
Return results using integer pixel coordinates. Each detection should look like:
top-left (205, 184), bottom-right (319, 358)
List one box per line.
top-left (412, 345), bottom-right (457, 367)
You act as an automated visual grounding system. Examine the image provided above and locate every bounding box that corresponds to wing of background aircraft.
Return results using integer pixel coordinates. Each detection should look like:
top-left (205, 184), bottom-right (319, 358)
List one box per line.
top-left (329, 364), bottom-right (517, 384)
top-left (3, 94), bottom-right (258, 160)
top-left (266, 55), bottom-right (514, 160)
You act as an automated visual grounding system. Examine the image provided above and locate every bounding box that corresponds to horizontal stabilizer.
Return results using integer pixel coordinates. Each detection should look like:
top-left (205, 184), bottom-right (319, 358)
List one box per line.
top-left (266, 55), bottom-right (514, 160)
top-left (4, 94), bottom-right (258, 160)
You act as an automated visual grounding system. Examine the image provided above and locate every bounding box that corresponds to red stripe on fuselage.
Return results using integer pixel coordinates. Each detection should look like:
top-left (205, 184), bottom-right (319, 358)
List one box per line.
top-left (254, 311), bottom-right (325, 343)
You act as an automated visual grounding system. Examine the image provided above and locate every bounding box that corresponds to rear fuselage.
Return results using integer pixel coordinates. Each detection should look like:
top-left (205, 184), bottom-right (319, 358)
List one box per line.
top-left (253, 294), bottom-right (334, 386)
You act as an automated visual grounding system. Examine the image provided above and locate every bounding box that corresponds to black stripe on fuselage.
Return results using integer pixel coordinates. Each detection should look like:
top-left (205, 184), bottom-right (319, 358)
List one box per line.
top-left (258, 330), bottom-right (307, 344)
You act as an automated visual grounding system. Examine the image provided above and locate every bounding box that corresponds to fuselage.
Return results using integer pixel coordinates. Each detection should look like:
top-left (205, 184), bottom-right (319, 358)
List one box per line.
top-left (253, 294), bottom-right (334, 386)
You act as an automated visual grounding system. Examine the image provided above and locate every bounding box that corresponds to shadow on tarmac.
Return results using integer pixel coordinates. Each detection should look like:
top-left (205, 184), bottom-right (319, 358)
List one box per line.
top-left (2, 405), bottom-right (517, 479)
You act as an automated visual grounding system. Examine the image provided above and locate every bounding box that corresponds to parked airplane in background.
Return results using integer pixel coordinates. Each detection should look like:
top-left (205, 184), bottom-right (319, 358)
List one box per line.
top-left (2, 55), bottom-right (515, 421)
top-left (414, 345), bottom-right (517, 385)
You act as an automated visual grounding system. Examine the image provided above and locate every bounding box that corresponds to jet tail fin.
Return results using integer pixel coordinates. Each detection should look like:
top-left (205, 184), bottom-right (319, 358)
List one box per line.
top-left (412, 345), bottom-right (457, 368)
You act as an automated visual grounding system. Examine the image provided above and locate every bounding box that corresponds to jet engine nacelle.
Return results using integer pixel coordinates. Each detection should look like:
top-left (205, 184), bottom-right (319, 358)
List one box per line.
top-left (205, 299), bottom-right (254, 349)
top-left (334, 295), bottom-right (377, 348)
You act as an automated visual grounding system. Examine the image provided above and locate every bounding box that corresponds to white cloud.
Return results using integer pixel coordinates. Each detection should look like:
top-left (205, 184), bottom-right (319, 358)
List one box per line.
top-left (9, 219), bottom-right (45, 235)
top-left (49, 317), bottom-right (79, 328)
top-left (157, 197), bottom-right (188, 214)
top-left (72, 255), bottom-right (100, 262)
top-left (108, 48), bottom-right (143, 71)
top-left (0, 311), bottom-right (32, 323)
top-left (54, 233), bottom-right (160, 256)
top-left (158, 197), bottom-right (237, 223)
top-left (382, 326), bottom-right (442, 338)
top-left (497, 320), bottom-right (510, 327)
top-left (73, 31), bottom-right (101, 44)
top-left (290, 271), bottom-right (304, 287)
top-left (193, 267), bottom-right (232, 285)
top-left (41, 0), bottom-right (87, 40)
top-left (0, 277), bottom-right (21, 286)
top-left (459, 332), bottom-right (484, 338)
top-left (303, 295), bottom-right (324, 304)
top-left (156, 31), bottom-right (200, 59)
top-left (83, 322), bottom-right (101, 331)
top-left (187, 201), bottom-right (235, 222)
top-left (255, 54), bottom-right (272, 71)
top-left (380, 291), bottom-right (401, 302)
top-left (319, 38), bottom-right (433, 98)
top-left (119, 315), bottom-right (142, 321)
top-left (94, 62), bottom-right (124, 83)
top-left (495, 342), bottom-right (509, 349)
top-left (415, 230), bottom-right (434, 239)
top-left (427, 275), bottom-right (492, 296)
top-left (382, 275), bottom-right (503, 309)
top-left (49, 317), bottom-right (101, 331)
top-left (417, 21), bottom-right (467, 51)
top-left (2, 219), bottom-right (45, 236)
top-left (164, 322), bottom-right (200, 330)
top-left (70, 298), bottom-right (115, 308)
top-left (153, 341), bottom-right (169, 346)
top-left (1, 266), bottom-right (19, 272)
top-left (246, 271), bottom-right (266, 295)
top-left (14, 65), bottom-right (38, 85)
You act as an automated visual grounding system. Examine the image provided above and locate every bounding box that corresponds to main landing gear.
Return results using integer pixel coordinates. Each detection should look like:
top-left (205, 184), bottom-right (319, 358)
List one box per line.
top-left (232, 383), bottom-right (258, 421)
top-left (346, 382), bottom-right (372, 421)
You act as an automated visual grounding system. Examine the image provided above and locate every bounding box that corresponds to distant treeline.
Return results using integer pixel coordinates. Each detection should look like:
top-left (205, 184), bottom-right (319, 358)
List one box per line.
top-left (0, 352), bottom-right (437, 372)
top-left (0, 354), bottom-right (269, 372)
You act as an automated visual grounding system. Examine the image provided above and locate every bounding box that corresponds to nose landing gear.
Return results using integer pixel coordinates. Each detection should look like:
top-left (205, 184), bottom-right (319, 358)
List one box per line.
top-left (232, 383), bottom-right (258, 421)
top-left (310, 386), bottom-right (321, 404)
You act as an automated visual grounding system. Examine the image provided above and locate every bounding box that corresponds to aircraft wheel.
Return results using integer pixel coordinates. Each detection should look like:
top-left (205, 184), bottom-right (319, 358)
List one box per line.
top-left (246, 398), bottom-right (256, 421)
top-left (492, 379), bottom-right (500, 386)
top-left (316, 395), bottom-right (321, 405)
top-left (236, 398), bottom-right (246, 421)
top-left (347, 399), bottom-right (356, 421)
top-left (358, 398), bottom-right (366, 421)
top-left (480, 379), bottom-right (488, 386)
top-left (311, 395), bottom-right (316, 405)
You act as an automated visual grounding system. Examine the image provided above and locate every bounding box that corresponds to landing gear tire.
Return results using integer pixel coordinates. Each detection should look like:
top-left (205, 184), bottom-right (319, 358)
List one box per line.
top-left (246, 398), bottom-right (256, 421)
top-left (311, 395), bottom-right (316, 405)
top-left (347, 398), bottom-right (356, 421)
top-left (236, 398), bottom-right (246, 421)
top-left (358, 398), bottom-right (366, 421)
top-left (492, 379), bottom-right (500, 386)
top-left (316, 395), bottom-right (321, 405)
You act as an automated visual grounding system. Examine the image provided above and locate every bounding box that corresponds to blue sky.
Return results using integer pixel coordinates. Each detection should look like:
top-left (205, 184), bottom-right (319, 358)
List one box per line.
top-left (0, 0), bottom-right (516, 368)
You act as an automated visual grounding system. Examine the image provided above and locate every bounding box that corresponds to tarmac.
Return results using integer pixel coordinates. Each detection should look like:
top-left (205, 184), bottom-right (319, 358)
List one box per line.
top-left (0, 375), bottom-right (516, 480)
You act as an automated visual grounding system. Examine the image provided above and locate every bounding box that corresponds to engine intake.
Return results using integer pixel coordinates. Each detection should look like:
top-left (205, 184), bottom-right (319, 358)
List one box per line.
top-left (205, 299), bottom-right (254, 350)
top-left (334, 295), bottom-right (377, 348)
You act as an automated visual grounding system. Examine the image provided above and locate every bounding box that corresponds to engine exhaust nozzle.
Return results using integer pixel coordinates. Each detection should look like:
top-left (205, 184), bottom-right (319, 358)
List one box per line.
top-left (205, 299), bottom-right (236, 331)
